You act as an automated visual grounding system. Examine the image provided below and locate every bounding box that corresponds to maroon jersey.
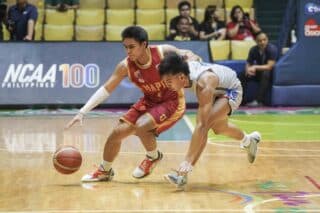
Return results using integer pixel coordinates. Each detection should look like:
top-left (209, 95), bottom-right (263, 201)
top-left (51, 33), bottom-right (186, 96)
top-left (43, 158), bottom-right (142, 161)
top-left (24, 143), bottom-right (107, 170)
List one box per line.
top-left (126, 46), bottom-right (178, 103)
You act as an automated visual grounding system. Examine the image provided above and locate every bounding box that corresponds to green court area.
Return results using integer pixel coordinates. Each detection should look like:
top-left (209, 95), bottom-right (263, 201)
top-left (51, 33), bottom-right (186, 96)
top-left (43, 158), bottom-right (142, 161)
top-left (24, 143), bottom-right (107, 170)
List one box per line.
top-left (186, 114), bottom-right (320, 142)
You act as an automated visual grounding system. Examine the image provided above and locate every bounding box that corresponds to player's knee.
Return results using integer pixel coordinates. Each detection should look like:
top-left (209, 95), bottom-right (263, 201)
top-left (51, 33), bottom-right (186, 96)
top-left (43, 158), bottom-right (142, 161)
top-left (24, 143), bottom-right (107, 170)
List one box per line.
top-left (212, 126), bottom-right (225, 135)
top-left (135, 116), bottom-right (155, 134)
top-left (107, 131), bottom-right (123, 143)
top-left (107, 126), bottom-right (130, 142)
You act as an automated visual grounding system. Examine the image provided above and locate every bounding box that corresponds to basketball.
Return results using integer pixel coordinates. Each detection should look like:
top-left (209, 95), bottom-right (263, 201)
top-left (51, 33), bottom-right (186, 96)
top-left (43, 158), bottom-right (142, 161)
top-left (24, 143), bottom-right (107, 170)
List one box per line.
top-left (53, 145), bottom-right (82, 174)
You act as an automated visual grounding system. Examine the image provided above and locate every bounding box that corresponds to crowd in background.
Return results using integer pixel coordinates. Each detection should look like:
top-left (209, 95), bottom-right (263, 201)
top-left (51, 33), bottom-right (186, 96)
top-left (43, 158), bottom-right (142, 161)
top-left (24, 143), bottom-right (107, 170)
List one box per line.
top-left (167, 1), bottom-right (261, 41)
top-left (0, 0), bottom-right (264, 42)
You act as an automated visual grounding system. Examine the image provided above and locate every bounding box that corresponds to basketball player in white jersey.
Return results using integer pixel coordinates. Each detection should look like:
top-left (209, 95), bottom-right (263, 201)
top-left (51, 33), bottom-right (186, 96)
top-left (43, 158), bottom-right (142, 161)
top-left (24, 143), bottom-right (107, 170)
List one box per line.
top-left (158, 52), bottom-right (261, 188)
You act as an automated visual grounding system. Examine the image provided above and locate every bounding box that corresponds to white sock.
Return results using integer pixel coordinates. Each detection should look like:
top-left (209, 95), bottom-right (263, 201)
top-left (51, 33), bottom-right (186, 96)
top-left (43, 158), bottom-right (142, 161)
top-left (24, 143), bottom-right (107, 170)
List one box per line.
top-left (241, 133), bottom-right (251, 148)
top-left (147, 149), bottom-right (159, 160)
top-left (179, 161), bottom-right (193, 174)
top-left (101, 160), bottom-right (112, 171)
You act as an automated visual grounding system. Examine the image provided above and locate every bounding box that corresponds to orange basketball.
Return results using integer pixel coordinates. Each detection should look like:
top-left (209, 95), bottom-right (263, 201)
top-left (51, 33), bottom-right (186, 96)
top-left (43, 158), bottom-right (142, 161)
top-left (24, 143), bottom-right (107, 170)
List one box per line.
top-left (53, 145), bottom-right (82, 174)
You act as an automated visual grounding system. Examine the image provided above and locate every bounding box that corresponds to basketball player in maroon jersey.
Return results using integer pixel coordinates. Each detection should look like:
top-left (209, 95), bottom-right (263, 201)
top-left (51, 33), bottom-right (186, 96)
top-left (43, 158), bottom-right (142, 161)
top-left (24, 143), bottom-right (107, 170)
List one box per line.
top-left (66, 26), bottom-right (201, 182)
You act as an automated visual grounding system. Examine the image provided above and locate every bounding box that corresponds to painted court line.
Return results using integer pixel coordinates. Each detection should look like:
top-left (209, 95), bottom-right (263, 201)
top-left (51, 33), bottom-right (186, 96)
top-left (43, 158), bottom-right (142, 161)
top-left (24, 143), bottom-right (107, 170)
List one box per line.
top-left (0, 210), bottom-right (302, 213)
top-left (185, 114), bottom-right (320, 143)
top-left (1, 148), bottom-right (320, 158)
top-left (229, 118), bottom-right (320, 126)
top-left (208, 141), bottom-right (320, 152)
top-left (305, 176), bottom-right (320, 190)
top-left (183, 115), bottom-right (195, 132)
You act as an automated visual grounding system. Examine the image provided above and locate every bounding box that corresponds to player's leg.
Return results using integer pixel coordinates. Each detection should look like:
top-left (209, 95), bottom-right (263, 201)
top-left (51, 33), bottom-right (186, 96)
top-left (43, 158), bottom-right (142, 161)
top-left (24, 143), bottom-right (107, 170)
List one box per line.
top-left (133, 95), bottom-right (185, 178)
top-left (210, 98), bottom-right (261, 163)
top-left (81, 104), bottom-right (143, 182)
top-left (209, 98), bottom-right (244, 140)
top-left (103, 121), bottom-right (136, 162)
top-left (81, 121), bottom-right (136, 182)
top-left (132, 114), bottom-right (163, 178)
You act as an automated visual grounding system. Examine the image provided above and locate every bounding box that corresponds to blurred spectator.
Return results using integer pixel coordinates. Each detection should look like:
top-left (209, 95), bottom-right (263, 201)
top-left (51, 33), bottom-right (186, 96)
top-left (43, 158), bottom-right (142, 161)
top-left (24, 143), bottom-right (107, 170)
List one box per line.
top-left (239, 32), bottom-right (278, 107)
top-left (199, 5), bottom-right (226, 41)
top-left (45, 0), bottom-right (79, 11)
top-left (227, 5), bottom-right (260, 40)
top-left (7, 0), bottom-right (38, 41)
top-left (0, 0), bottom-right (6, 41)
top-left (167, 16), bottom-right (198, 41)
top-left (169, 1), bottom-right (199, 39)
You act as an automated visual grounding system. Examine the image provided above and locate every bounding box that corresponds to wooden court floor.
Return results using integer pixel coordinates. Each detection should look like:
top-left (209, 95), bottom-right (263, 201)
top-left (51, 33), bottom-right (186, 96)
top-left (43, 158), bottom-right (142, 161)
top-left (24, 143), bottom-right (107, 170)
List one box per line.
top-left (1, 115), bottom-right (320, 212)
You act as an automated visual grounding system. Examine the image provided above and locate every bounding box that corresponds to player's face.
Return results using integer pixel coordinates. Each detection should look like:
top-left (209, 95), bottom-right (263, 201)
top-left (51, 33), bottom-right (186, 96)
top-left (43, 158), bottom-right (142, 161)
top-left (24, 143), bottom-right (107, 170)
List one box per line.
top-left (162, 73), bottom-right (185, 91)
top-left (123, 38), bottom-right (147, 61)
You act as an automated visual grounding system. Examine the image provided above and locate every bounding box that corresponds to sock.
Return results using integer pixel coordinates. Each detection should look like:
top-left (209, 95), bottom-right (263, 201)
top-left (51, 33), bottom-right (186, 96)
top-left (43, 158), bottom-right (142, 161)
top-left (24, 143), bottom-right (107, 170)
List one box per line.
top-left (179, 161), bottom-right (193, 174)
top-left (147, 149), bottom-right (159, 160)
top-left (101, 160), bottom-right (112, 171)
top-left (241, 133), bottom-right (251, 148)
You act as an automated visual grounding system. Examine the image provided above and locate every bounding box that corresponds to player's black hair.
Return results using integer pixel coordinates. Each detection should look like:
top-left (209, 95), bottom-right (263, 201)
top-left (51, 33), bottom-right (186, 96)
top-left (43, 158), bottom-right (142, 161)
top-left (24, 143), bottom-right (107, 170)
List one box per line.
top-left (159, 52), bottom-right (190, 77)
top-left (178, 1), bottom-right (191, 10)
top-left (121, 26), bottom-right (148, 46)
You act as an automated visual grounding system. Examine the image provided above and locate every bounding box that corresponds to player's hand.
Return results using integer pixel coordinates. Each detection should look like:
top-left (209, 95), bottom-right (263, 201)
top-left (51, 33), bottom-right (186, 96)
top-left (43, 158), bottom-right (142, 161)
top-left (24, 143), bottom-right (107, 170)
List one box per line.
top-left (65, 113), bottom-right (84, 130)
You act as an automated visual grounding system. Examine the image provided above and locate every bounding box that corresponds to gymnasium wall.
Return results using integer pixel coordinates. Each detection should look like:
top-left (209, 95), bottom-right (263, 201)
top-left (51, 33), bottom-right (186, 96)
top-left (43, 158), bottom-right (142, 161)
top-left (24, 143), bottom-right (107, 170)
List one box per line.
top-left (0, 41), bottom-right (208, 106)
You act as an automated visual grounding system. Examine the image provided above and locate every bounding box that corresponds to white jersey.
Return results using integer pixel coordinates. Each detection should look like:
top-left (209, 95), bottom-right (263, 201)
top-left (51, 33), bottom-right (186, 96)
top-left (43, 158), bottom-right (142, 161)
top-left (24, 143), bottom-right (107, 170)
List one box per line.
top-left (187, 61), bottom-right (243, 113)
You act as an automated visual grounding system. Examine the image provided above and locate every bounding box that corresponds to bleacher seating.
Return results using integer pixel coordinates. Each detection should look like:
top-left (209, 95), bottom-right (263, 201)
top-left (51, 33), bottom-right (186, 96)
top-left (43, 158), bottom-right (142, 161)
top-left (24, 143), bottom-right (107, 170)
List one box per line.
top-left (107, 0), bottom-right (135, 9)
top-left (76, 9), bottom-right (105, 26)
top-left (139, 24), bottom-right (165, 40)
top-left (3, 0), bottom-right (256, 43)
top-left (209, 40), bottom-right (230, 61)
top-left (136, 9), bottom-right (165, 25)
top-left (166, 0), bottom-right (194, 8)
top-left (79, 0), bottom-right (106, 9)
top-left (34, 24), bottom-right (43, 40)
top-left (225, 0), bottom-right (253, 9)
top-left (105, 25), bottom-right (127, 41)
top-left (44, 24), bottom-right (74, 41)
top-left (75, 25), bottom-right (104, 41)
top-left (195, 0), bottom-right (223, 8)
top-left (231, 40), bottom-right (256, 60)
top-left (45, 9), bottom-right (75, 25)
top-left (136, 0), bottom-right (165, 9)
top-left (106, 9), bottom-right (135, 25)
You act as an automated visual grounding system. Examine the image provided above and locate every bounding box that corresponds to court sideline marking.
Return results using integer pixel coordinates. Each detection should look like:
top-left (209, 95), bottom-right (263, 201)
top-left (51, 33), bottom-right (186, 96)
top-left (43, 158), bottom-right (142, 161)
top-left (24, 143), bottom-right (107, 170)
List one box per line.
top-left (183, 115), bottom-right (320, 151)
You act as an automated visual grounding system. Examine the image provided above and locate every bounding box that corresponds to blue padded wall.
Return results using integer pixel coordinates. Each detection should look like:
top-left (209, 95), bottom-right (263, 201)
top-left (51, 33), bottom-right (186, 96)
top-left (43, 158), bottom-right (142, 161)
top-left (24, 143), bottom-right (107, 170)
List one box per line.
top-left (272, 0), bottom-right (320, 106)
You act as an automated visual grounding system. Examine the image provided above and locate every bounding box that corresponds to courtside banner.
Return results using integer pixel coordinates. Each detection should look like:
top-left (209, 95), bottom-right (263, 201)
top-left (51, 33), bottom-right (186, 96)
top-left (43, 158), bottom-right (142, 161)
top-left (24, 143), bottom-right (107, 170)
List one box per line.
top-left (0, 42), bottom-right (206, 105)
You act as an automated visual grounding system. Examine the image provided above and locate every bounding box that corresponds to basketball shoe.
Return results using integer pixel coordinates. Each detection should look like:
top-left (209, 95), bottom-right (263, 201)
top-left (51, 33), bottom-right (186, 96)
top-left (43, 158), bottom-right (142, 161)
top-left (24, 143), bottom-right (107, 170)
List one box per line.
top-left (132, 151), bottom-right (163, 178)
top-left (81, 165), bottom-right (114, 182)
top-left (244, 131), bottom-right (261, 163)
top-left (164, 171), bottom-right (188, 189)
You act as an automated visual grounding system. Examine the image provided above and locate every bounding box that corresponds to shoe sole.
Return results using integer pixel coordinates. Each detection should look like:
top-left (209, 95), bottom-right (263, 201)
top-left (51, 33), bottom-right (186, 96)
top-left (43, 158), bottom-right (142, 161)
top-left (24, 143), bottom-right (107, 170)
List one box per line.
top-left (81, 170), bottom-right (115, 182)
top-left (163, 174), bottom-right (186, 190)
top-left (132, 154), bottom-right (163, 179)
top-left (248, 132), bottom-right (261, 163)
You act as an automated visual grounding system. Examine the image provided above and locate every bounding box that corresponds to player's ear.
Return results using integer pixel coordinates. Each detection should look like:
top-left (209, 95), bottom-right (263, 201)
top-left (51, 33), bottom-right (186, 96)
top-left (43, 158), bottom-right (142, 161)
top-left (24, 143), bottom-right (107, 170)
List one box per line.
top-left (142, 41), bottom-right (147, 48)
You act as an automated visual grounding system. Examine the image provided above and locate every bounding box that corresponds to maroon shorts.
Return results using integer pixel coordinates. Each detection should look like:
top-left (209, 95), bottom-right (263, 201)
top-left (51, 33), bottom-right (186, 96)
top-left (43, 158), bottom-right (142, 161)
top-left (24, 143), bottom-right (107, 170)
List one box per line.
top-left (121, 93), bottom-right (185, 135)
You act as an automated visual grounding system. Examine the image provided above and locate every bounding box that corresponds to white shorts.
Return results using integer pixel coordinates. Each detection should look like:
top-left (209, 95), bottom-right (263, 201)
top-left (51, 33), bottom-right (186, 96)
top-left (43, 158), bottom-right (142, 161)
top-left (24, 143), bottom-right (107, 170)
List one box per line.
top-left (218, 80), bottom-right (243, 114)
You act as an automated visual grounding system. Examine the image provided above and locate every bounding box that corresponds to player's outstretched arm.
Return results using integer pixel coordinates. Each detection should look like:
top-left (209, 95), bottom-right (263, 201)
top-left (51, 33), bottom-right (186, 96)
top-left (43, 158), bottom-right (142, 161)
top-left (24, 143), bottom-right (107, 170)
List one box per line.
top-left (65, 61), bottom-right (128, 129)
top-left (179, 74), bottom-right (218, 173)
top-left (160, 44), bottom-right (202, 62)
